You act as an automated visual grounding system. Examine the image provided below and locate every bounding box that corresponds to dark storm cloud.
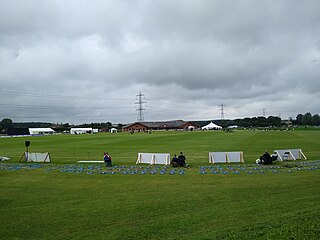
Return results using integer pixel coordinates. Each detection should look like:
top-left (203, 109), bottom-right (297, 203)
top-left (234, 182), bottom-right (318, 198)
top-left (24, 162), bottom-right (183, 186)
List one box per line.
top-left (0, 0), bottom-right (319, 123)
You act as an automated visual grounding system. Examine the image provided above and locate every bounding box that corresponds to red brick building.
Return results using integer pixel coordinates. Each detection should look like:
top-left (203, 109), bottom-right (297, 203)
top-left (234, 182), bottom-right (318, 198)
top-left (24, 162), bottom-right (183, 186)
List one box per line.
top-left (122, 120), bottom-right (198, 132)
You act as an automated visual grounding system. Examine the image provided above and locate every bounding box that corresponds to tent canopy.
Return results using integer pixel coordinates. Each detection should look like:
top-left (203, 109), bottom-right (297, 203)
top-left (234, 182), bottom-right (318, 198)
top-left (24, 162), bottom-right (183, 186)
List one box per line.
top-left (110, 128), bottom-right (118, 133)
top-left (70, 128), bottom-right (93, 134)
top-left (29, 128), bottom-right (55, 135)
top-left (201, 122), bottom-right (222, 130)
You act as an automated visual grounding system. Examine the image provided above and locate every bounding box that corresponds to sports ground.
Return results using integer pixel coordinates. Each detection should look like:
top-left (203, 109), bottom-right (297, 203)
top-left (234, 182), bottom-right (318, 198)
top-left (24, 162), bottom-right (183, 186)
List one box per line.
top-left (0, 130), bottom-right (319, 239)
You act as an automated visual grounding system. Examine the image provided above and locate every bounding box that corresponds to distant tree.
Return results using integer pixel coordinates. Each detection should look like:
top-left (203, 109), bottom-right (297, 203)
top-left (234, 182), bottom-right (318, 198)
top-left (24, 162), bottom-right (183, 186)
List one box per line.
top-left (267, 116), bottom-right (282, 127)
top-left (312, 114), bottom-right (320, 126)
top-left (77, 122), bottom-right (113, 129)
top-left (242, 118), bottom-right (252, 127)
top-left (296, 114), bottom-right (303, 125)
top-left (13, 122), bottom-right (52, 128)
top-left (1, 118), bottom-right (13, 132)
top-left (257, 116), bottom-right (267, 127)
top-left (251, 117), bottom-right (259, 127)
top-left (215, 119), bottom-right (230, 128)
top-left (302, 112), bottom-right (312, 125)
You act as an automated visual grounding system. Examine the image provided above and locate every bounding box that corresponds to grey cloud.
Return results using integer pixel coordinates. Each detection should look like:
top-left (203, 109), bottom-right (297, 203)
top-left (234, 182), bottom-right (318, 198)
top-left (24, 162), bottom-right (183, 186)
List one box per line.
top-left (0, 0), bottom-right (319, 123)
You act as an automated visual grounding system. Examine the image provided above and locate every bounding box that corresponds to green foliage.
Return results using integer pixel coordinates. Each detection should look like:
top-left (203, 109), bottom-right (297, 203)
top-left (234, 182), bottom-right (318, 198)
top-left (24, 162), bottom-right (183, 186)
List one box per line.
top-left (295, 112), bottom-right (320, 126)
top-left (0, 118), bottom-right (13, 131)
top-left (312, 114), bottom-right (320, 125)
top-left (230, 116), bottom-right (281, 128)
top-left (78, 122), bottom-right (113, 129)
top-left (13, 121), bottom-right (52, 128)
top-left (302, 112), bottom-right (313, 125)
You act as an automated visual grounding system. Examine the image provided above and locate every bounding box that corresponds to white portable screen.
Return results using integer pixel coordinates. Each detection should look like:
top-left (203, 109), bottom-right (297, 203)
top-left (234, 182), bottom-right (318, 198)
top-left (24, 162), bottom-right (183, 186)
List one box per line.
top-left (209, 151), bottom-right (244, 164)
top-left (209, 152), bottom-right (227, 163)
top-left (25, 152), bottom-right (51, 162)
top-left (274, 149), bottom-right (307, 161)
top-left (228, 152), bottom-right (243, 163)
top-left (136, 153), bottom-right (171, 165)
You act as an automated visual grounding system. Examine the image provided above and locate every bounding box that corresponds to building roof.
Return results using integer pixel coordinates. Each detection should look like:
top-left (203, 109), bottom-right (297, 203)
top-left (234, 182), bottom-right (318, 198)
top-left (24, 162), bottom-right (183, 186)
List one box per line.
top-left (201, 122), bottom-right (222, 130)
top-left (123, 120), bottom-right (198, 129)
top-left (29, 128), bottom-right (55, 132)
top-left (70, 128), bottom-right (93, 131)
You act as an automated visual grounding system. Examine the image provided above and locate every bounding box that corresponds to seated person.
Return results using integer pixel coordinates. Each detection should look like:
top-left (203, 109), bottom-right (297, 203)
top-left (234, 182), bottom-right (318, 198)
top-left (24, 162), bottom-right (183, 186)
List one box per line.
top-left (259, 151), bottom-right (273, 165)
top-left (178, 152), bottom-right (187, 167)
top-left (171, 154), bottom-right (179, 167)
top-left (103, 152), bottom-right (112, 167)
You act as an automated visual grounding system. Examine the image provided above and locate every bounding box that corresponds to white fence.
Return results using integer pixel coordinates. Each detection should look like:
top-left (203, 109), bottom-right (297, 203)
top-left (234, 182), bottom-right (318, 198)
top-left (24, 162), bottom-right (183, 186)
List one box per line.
top-left (274, 149), bottom-right (307, 161)
top-left (209, 151), bottom-right (244, 164)
top-left (136, 153), bottom-right (171, 165)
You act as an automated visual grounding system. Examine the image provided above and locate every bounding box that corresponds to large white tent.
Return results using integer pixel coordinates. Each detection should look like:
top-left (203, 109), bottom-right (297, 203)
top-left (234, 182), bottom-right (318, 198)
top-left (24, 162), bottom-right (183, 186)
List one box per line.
top-left (70, 128), bottom-right (93, 134)
top-left (201, 122), bottom-right (222, 130)
top-left (29, 128), bottom-right (55, 135)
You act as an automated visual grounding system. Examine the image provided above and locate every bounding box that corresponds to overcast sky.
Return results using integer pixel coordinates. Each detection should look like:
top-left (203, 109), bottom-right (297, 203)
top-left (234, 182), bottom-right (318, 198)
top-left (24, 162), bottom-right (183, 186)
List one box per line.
top-left (0, 0), bottom-right (319, 124)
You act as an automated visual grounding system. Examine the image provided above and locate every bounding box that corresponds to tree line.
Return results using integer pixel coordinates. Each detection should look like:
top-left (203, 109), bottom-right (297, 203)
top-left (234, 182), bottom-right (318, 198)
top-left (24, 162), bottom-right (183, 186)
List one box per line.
top-left (0, 112), bottom-right (319, 133)
top-left (215, 113), bottom-right (319, 128)
top-left (0, 119), bottom-right (123, 133)
top-left (293, 113), bottom-right (320, 126)
top-left (216, 116), bottom-right (282, 128)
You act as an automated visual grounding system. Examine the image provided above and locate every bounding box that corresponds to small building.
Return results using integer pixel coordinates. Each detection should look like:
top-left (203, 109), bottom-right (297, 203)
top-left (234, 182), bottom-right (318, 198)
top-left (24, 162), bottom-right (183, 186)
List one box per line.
top-left (110, 128), bottom-right (118, 133)
top-left (70, 128), bottom-right (93, 134)
top-left (122, 120), bottom-right (198, 132)
top-left (282, 120), bottom-right (293, 127)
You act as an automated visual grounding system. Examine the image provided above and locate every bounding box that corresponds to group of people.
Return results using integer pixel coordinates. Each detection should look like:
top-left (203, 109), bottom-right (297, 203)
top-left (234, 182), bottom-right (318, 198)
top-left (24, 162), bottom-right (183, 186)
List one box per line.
top-left (256, 151), bottom-right (278, 165)
top-left (103, 151), bottom-right (189, 168)
top-left (171, 152), bottom-right (189, 168)
top-left (104, 150), bottom-right (281, 167)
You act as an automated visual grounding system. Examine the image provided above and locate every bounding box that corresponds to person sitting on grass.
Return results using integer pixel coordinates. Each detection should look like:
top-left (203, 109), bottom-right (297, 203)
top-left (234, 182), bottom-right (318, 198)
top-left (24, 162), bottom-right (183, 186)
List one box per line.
top-left (171, 154), bottom-right (179, 167)
top-left (257, 151), bottom-right (278, 165)
top-left (103, 152), bottom-right (112, 167)
top-left (178, 152), bottom-right (189, 168)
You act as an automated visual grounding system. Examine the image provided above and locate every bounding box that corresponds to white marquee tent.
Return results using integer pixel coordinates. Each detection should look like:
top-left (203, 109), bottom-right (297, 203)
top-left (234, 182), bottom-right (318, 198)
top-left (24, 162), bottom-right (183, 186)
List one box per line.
top-left (201, 122), bottom-right (222, 130)
top-left (110, 128), bottom-right (118, 133)
top-left (70, 128), bottom-right (93, 134)
top-left (29, 128), bottom-right (55, 135)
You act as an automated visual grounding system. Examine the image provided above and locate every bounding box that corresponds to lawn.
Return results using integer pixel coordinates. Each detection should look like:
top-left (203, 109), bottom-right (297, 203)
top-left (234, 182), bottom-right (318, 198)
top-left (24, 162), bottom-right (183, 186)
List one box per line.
top-left (1, 130), bottom-right (320, 164)
top-left (0, 130), bottom-right (319, 239)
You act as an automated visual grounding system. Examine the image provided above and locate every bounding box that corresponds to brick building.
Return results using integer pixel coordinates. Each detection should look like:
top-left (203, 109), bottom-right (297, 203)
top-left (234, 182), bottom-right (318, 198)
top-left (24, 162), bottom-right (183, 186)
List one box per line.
top-left (122, 120), bottom-right (198, 132)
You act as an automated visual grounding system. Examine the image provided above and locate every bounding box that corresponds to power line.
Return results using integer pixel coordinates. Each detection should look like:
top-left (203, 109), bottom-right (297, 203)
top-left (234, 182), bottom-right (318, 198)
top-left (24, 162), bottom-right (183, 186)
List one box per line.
top-left (0, 90), bottom-right (133, 101)
top-left (0, 103), bottom-right (132, 110)
top-left (262, 108), bottom-right (266, 117)
top-left (219, 104), bottom-right (226, 120)
top-left (135, 92), bottom-right (146, 122)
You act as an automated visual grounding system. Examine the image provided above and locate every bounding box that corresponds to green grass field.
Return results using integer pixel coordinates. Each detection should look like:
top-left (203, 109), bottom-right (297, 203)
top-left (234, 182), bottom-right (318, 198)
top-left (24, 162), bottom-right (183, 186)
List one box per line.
top-left (0, 130), bottom-right (319, 239)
